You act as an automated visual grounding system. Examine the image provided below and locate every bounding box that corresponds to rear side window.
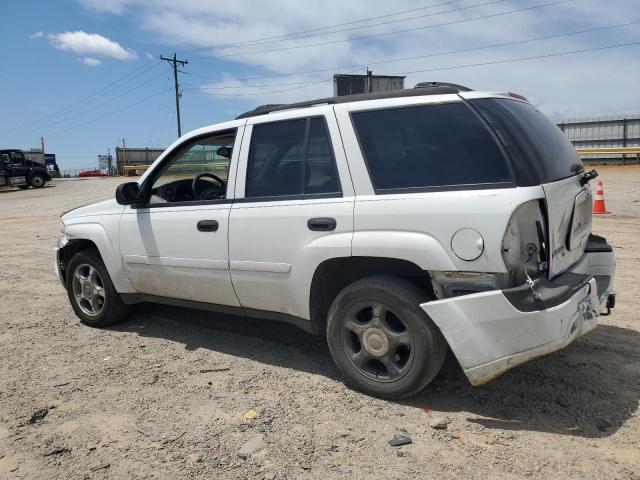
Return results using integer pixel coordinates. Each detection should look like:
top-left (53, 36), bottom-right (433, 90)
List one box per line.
top-left (246, 117), bottom-right (341, 198)
top-left (471, 98), bottom-right (583, 185)
top-left (351, 102), bottom-right (511, 192)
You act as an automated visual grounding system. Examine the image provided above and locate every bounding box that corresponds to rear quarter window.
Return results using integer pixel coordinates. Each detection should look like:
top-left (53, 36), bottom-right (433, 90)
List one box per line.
top-left (470, 98), bottom-right (584, 185)
top-left (351, 102), bottom-right (512, 192)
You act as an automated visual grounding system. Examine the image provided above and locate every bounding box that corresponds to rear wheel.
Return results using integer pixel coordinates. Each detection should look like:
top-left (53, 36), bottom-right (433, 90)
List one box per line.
top-left (65, 249), bottom-right (130, 327)
top-left (29, 173), bottom-right (46, 188)
top-left (326, 276), bottom-right (447, 399)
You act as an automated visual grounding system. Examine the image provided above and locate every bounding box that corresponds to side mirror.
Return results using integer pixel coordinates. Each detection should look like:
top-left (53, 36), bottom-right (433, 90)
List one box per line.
top-left (115, 182), bottom-right (141, 205)
top-left (216, 146), bottom-right (232, 159)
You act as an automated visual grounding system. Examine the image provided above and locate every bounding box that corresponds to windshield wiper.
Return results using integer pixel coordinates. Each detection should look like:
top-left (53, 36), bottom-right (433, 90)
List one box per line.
top-left (580, 169), bottom-right (598, 186)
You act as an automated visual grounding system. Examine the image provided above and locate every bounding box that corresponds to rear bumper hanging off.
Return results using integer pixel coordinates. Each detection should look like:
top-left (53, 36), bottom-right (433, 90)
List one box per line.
top-left (421, 246), bottom-right (615, 386)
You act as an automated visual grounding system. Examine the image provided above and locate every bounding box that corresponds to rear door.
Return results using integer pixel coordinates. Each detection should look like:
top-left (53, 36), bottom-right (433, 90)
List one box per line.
top-left (229, 107), bottom-right (354, 320)
top-left (468, 97), bottom-right (591, 278)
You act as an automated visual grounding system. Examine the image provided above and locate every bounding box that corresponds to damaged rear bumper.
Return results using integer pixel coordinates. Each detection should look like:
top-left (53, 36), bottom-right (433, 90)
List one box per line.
top-left (421, 246), bottom-right (615, 386)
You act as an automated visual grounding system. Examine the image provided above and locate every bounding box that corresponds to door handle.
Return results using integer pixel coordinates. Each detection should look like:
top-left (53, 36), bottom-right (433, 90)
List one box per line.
top-left (307, 217), bottom-right (337, 231)
top-left (197, 220), bottom-right (219, 232)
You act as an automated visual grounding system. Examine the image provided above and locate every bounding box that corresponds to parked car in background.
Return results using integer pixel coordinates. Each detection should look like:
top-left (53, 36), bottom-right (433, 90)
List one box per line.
top-left (0, 149), bottom-right (51, 189)
top-left (78, 170), bottom-right (109, 178)
top-left (55, 83), bottom-right (616, 399)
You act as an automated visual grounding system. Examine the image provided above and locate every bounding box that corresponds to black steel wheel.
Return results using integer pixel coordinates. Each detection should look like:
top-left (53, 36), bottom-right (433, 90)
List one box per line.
top-left (340, 301), bottom-right (414, 382)
top-left (327, 276), bottom-right (447, 399)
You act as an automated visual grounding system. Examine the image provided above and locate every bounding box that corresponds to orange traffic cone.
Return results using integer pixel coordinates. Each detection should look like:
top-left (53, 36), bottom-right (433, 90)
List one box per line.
top-left (592, 181), bottom-right (609, 214)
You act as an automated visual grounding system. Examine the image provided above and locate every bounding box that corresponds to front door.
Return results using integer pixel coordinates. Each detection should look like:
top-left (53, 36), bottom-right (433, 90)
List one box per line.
top-left (119, 127), bottom-right (243, 306)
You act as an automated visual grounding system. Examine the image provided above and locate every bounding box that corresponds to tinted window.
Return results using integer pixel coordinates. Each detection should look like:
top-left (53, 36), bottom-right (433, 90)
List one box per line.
top-left (246, 117), bottom-right (340, 198)
top-left (305, 118), bottom-right (340, 194)
top-left (471, 98), bottom-right (583, 184)
top-left (351, 103), bottom-right (511, 191)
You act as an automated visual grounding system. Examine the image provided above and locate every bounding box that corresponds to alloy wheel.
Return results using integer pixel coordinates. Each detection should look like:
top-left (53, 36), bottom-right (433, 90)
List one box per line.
top-left (71, 263), bottom-right (106, 317)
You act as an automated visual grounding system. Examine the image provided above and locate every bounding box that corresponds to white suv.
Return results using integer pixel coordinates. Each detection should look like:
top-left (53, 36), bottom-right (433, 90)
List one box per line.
top-left (55, 83), bottom-right (616, 399)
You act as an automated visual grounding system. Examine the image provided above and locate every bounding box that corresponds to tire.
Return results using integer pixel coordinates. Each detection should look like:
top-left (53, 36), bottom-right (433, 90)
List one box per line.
top-left (65, 249), bottom-right (130, 327)
top-left (326, 275), bottom-right (447, 400)
top-left (29, 173), bottom-right (46, 188)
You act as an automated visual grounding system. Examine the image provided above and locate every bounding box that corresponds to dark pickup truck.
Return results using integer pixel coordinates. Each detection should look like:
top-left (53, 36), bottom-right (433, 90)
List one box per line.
top-left (0, 149), bottom-right (51, 189)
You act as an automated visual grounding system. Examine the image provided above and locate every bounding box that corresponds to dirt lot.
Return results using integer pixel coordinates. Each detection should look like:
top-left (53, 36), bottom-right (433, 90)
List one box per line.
top-left (1, 168), bottom-right (639, 480)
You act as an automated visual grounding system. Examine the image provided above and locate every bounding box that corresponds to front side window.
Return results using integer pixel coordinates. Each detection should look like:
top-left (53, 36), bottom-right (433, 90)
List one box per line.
top-left (351, 102), bottom-right (511, 192)
top-left (148, 130), bottom-right (235, 204)
top-left (245, 117), bottom-right (340, 198)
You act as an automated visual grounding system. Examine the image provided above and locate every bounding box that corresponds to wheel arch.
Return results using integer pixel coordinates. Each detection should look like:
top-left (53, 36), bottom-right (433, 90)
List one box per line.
top-left (309, 256), bottom-right (435, 335)
top-left (60, 222), bottom-right (135, 293)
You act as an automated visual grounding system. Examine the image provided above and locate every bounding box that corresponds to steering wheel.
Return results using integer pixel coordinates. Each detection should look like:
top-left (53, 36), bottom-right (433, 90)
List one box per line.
top-left (192, 173), bottom-right (226, 200)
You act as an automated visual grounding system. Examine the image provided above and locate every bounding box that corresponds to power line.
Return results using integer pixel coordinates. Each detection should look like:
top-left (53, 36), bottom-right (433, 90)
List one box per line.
top-left (16, 68), bottom-right (168, 135)
top-left (199, 0), bottom-right (575, 59)
top-left (1, 60), bottom-right (161, 134)
top-left (187, 0), bottom-right (510, 55)
top-left (177, 0), bottom-right (469, 53)
top-left (147, 72), bottom-right (173, 148)
top-left (183, 20), bottom-right (640, 91)
top-left (187, 40), bottom-right (640, 98)
top-left (14, 88), bottom-right (171, 141)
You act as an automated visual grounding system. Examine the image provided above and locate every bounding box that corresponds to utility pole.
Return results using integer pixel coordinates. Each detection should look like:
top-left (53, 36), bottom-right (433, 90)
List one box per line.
top-left (161, 53), bottom-right (188, 138)
top-left (40, 136), bottom-right (45, 154)
top-left (122, 138), bottom-right (127, 176)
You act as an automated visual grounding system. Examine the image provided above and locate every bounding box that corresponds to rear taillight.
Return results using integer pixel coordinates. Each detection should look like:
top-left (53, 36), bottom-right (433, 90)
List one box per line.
top-left (502, 200), bottom-right (547, 286)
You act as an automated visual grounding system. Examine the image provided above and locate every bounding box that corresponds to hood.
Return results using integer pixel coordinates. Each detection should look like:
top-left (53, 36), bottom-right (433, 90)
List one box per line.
top-left (61, 199), bottom-right (124, 220)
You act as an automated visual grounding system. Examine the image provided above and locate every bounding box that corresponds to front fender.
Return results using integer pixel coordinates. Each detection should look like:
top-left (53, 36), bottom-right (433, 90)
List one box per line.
top-left (64, 220), bottom-right (135, 293)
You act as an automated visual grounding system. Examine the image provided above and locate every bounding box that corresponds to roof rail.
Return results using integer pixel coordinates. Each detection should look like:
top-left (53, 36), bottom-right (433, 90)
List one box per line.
top-left (236, 82), bottom-right (473, 119)
top-left (414, 81), bottom-right (472, 91)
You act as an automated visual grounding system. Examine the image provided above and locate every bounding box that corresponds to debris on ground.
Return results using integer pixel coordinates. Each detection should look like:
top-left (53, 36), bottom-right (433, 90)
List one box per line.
top-left (29, 407), bottom-right (51, 424)
top-left (429, 416), bottom-right (448, 430)
top-left (43, 447), bottom-right (70, 457)
top-left (388, 434), bottom-right (412, 447)
top-left (243, 409), bottom-right (259, 422)
top-left (238, 435), bottom-right (266, 460)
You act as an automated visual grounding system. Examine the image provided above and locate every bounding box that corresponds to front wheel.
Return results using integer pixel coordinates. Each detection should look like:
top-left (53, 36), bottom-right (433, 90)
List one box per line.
top-left (326, 276), bottom-right (447, 400)
top-left (29, 173), bottom-right (46, 188)
top-left (65, 249), bottom-right (130, 327)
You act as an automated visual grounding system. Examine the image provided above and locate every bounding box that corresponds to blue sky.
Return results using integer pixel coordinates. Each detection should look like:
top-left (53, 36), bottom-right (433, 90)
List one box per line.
top-left (0, 0), bottom-right (638, 170)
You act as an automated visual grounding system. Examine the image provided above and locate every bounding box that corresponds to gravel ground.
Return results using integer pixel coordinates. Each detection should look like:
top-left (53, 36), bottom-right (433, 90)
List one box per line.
top-left (1, 169), bottom-right (639, 480)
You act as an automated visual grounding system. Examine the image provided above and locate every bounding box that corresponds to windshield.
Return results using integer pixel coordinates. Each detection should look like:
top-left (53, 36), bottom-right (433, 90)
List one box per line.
top-left (471, 98), bottom-right (583, 185)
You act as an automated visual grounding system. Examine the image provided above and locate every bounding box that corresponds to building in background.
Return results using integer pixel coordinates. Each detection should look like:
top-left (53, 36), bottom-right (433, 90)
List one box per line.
top-left (24, 147), bottom-right (45, 164)
top-left (557, 115), bottom-right (640, 164)
top-left (333, 72), bottom-right (405, 97)
top-left (115, 146), bottom-right (165, 175)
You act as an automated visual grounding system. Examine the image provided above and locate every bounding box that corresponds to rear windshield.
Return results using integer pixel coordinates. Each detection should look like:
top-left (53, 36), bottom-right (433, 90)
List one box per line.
top-left (351, 102), bottom-right (512, 192)
top-left (470, 98), bottom-right (583, 185)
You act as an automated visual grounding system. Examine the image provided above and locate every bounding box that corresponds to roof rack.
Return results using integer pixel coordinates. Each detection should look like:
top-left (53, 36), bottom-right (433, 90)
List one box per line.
top-left (236, 82), bottom-right (472, 119)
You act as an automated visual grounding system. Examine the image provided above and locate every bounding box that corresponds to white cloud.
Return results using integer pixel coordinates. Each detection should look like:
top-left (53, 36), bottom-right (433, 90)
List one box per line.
top-left (75, 0), bottom-right (640, 117)
top-left (77, 0), bottom-right (129, 14)
top-left (29, 31), bottom-right (44, 40)
top-left (80, 57), bottom-right (102, 66)
top-left (48, 31), bottom-right (137, 60)
top-left (145, 52), bottom-right (155, 60)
